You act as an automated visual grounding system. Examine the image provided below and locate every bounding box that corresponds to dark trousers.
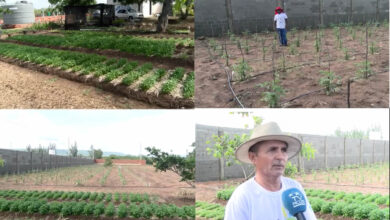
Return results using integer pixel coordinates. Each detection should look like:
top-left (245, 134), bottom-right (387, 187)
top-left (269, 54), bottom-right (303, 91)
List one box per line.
top-left (277, 28), bottom-right (287, 46)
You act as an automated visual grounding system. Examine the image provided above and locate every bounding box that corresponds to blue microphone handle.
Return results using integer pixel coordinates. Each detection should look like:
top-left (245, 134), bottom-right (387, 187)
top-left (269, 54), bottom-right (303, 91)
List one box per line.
top-left (294, 212), bottom-right (306, 220)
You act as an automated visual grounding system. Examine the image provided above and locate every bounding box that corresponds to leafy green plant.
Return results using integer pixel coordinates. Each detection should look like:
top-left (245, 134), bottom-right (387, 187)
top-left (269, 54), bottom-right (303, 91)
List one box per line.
top-left (233, 59), bottom-right (252, 81)
top-left (259, 78), bottom-right (285, 108)
top-left (319, 70), bottom-right (341, 95)
top-left (355, 61), bottom-right (374, 79)
top-left (104, 203), bottom-right (115, 217)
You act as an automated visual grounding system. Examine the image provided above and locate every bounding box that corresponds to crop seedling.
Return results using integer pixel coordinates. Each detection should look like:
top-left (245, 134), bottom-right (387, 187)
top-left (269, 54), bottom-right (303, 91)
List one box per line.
top-left (355, 61), bottom-right (374, 79)
top-left (319, 70), bottom-right (341, 95)
top-left (289, 44), bottom-right (297, 55)
top-left (233, 59), bottom-right (252, 81)
top-left (258, 77), bottom-right (285, 108)
top-left (343, 48), bottom-right (350, 60)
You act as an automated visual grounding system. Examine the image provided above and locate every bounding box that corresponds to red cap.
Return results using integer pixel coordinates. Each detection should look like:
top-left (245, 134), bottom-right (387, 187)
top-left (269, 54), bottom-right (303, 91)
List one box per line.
top-left (275, 6), bottom-right (284, 14)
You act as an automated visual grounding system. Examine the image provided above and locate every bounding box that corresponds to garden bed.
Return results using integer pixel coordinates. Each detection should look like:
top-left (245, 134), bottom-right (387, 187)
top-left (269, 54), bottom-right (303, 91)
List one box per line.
top-left (195, 22), bottom-right (389, 108)
top-left (0, 43), bottom-right (194, 108)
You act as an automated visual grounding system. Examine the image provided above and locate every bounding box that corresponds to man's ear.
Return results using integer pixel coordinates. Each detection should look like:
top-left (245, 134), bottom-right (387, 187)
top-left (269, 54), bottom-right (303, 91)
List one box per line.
top-left (248, 152), bottom-right (257, 165)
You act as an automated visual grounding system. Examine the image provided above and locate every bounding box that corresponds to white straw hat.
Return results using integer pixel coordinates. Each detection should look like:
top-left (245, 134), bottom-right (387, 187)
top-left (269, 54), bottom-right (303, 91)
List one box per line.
top-left (235, 122), bottom-right (302, 164)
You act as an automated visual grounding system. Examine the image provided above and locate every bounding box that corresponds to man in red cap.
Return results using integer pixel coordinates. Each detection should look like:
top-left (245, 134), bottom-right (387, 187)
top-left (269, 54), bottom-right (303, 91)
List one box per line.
top-left (274, 6), bottom-right (288, 46)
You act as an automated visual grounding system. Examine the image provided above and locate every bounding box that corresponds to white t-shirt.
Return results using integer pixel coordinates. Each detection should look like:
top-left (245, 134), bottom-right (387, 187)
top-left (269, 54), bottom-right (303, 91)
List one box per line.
top-left (274, 13), bottom-right (288, 29)
top-left (224, 176), bottom-right (317, 220)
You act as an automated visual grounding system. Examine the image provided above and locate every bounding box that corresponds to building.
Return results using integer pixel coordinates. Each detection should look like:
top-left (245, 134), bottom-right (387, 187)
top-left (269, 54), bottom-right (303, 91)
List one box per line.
top-left (107, 0), bottom-right (162, 18)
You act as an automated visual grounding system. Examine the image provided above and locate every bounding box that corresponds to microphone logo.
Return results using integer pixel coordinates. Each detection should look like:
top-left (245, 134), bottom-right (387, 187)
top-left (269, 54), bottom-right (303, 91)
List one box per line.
top-left (289, 192), bottom-right (305, 208)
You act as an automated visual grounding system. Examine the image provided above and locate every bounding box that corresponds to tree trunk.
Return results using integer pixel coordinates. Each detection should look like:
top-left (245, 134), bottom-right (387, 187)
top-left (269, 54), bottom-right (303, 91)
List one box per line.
top-left (179, 0), bottom-right (191, 20)
top-left (156, 0), bottom-right (173, 33)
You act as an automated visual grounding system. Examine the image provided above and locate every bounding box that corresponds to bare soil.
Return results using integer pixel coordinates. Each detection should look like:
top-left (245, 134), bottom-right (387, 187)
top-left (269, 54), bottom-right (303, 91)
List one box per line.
top-left (0, 61), bottom-right (156, 109)
top-left (195, 25), bottom-right (389, 108)
top-left (0, 165), bottom-right (194, 206)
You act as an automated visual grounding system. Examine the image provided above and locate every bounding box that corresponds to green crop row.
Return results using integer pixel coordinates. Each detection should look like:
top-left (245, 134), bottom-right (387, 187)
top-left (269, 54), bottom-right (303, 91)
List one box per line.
top-left (196, 201), bottom-right (225, 220)
top-left (182, 71), bottom-right (195, 99)
top-left (0, 189), bottom-right (151, 204)
top-left (309, 197), bottom-right (389, 220)
top-left (0, 43), bottom-right (193, 98)
top-left (8, 31), bottom-right (178, 57)
top-left (306, 189), bottom-right (390, 206)
top-left (0, 198), bottom-right (195, 219)
top-left (215, 186), bottom-right (236, 201)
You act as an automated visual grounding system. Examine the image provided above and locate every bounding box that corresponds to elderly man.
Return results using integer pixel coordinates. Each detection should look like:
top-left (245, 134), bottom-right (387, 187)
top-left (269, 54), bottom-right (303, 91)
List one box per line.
top-left (225, 122), bottom-right (317, 220)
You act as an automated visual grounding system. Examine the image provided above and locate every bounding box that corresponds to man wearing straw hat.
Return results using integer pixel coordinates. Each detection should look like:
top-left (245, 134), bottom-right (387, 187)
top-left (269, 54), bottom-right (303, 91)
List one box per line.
top-left (225, 122), bottom-right (316, 220)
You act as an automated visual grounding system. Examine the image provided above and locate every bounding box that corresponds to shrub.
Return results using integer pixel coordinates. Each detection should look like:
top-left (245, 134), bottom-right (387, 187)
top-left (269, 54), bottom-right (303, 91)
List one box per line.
top-left (320, 201), bottom-right (335, 214)
top-left (354, 204), bottom-right (378, 219)
top-left (117, 203), bottom-right (127, 218)
top-left (49, 201), bottom-right (63, 214)
top-left (129, 204), bottom-right (142, 218)
top-left (104, 158), bottom-right (113, 167)
top-left (332, 202), bottom-right (345, 216)
top-left (104, 203), bottom-right (115, 217)
top-left (83, 203), bottom-right (95, 216)
top-left (93, 202), bottom-right (105, 217)
top-left (39, 204), bottom-right (50, 215)
top-left (369, 208), bottom-right (385, 220)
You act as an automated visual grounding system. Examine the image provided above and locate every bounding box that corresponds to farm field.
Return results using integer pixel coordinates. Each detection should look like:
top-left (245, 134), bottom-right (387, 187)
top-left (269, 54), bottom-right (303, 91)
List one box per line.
top-left (195, 22), bottom-right (389, 108)
top-left (195, 163), bottom-right (389, 220)
top-left (0, 61), bottom-right (156, 109)
top-left (0, 22), bottom-right (194, 109)
top-left (0, 164), bottom-right (195, 219)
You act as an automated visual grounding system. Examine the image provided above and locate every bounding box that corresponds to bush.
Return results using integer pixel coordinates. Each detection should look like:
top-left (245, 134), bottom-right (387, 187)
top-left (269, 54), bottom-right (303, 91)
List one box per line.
top-left (343, 203), bottom-right (360, 217)
top-left (93, 202), bottom-right (105, 217)
top-left (39, 204), bottom-right (50, 215)
top-left (83, 203), bottom-right (95, 216)
top-left (320, 201), bottom-right (335, 214)
top-left (332, 202), bottom-right (345, 216)
top-left (284, 161), bottom-right (298, 177)
top-left (49, 201), bottom-right (63, 214)
top-left (104, 158), bottom-right (113, 167)
top-left (104, 203), bottom-right (115, 217)
top-left (117, 203), bottom-right (127, 218)
top-left (369, 209), bottom-right (385, 220)
top-left (354, 204), bottom-right (378, 219)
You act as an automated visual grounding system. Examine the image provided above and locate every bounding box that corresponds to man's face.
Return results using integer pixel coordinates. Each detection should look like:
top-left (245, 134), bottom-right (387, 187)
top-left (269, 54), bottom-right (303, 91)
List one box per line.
top-left (249, 140), bottom-right (288, 178)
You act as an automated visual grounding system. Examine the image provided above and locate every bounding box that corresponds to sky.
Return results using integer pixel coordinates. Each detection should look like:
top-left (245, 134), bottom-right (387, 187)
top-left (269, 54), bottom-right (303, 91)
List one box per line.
top-left (0, 110), bottom-right (195, 156)
top-left (195, 109), bottom-right (389, 140)
top-left (1, 0), bottom-right (106, 9)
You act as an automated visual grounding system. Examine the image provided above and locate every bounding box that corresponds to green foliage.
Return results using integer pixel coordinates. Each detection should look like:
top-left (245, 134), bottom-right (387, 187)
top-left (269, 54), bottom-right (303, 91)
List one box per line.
top-left (259, 78), bottom-right (285, 108)
top-left (104, 158), bottom-right (113, 167)
top-left (182, 71), bottom-right (195, 98)
top-left (104, 203), bottom-right (116, 217)
top-left (355, 61), bottom-right (374, 79)
top-left (8, 32), bottom-right (178, 57)
top-left (289, 44), bottom-right (297, 55)
top-left (206, 133), bottom-right (248, 166)
top-left (284, 161), bottom-right (298, 177)
top-left (117, 203), bottom-right (127, 218)
top-left (216, 186), bottom-right (235, 200)
top-left (300, 142), bottom-right (316, 161)
top-left (146, 146), bottom-right (194, 187)
top-left (233, 59), bottom-right (252, 81)
top-left (342, 203), bottom-right (360, 217)
top-left (331, 202), bottom-right (345, 216)
top-left (343, 48), bottom-right (350, 60)
top-left (369, 208), bottom-right (385, 220)
top-left (160, 79), bottom-right (178, 94)
top-left (318, 70), bottom-right (341, 95)
top-left (354, 204), bottom-right (378, 219)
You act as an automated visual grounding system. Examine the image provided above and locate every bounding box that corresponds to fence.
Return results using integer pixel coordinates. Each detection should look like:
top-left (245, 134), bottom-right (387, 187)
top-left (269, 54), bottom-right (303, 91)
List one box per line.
top-left (0, 148), bottom-right (94, 175)
top-left (196, 124), bottom-right (389, 182)
top-left (195, 0), bottom-right (389, 37)
top-left (94, 159), bottom-right (146, 165)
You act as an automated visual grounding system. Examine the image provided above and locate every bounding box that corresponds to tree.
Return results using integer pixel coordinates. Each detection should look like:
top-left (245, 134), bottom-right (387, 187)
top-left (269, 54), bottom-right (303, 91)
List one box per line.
top-left (48, 0), bottom-right (96, 11)
top-left (94, 149), bottom-right (103, 159)
top-left (206, 113), bottom-right (263, 180)
top-left (104, 157), bottom-right (113, 167)
top-left (26, 144), bottom-right (32, 152)
top-left (173, 0), bottom-right (193, 20)
top-left (88, 145), bottom-right (94, 159)
top-left (69, 141), bottom-right (78, 157)
top-left (146, 146), bottom-right (194, 187)
top-left (156, 0), bottom-right (172, 32)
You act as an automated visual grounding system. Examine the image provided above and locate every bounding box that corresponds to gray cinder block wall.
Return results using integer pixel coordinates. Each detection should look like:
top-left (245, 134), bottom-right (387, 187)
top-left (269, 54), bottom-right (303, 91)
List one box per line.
top-left (196, 124), bottom-right (389, 182)
top-left (195, 0), bottom-right (389, 37)
top-left (0, 149), bottom-right (94, 175)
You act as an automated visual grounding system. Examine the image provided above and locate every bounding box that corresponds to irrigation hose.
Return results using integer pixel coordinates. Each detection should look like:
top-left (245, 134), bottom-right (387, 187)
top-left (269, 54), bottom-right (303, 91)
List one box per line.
top-left (202, 40), bottom-right (245, 108)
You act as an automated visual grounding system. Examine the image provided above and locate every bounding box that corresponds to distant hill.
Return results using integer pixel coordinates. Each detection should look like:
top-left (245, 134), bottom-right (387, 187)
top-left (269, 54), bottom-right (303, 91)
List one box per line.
top-left (55, 149), bottom-right (126, 157)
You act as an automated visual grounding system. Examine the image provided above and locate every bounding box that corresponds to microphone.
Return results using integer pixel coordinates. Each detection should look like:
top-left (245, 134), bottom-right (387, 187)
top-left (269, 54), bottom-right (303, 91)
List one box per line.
top-left (282, 187), bottom-right (307, 220)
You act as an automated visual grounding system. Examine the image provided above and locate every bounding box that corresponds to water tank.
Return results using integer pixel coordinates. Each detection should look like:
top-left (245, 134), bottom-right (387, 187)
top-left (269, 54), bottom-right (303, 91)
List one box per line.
top-left (2, 1), bottom-right (35, 25)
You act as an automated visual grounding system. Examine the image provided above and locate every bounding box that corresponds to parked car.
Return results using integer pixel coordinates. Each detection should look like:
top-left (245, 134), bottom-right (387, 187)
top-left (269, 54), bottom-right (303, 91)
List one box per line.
top-left (115, 8), bottom-right (143, 21)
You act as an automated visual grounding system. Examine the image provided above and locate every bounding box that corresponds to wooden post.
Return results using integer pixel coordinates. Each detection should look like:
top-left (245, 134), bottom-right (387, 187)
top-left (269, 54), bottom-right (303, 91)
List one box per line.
top-left (225, 0), bottom-right (234, 33)
top-left (217, 128), bottom-right (225, 180)
top-left (30, 152), bottom-right (33, 172)
top-left (324, 137), bottom-right (328, 169)
top-left (349, 0), bottom-right (353, 24)
top-left (343, 137), bottom-right (346, 167)
top-left (376, 0), bottom-right (379, 22)
top-left (347, 79), bottom-right (351, 108)
top-left (359, 139), bottom-right (363, 165)
top-left (16, 151), bottom-right (19, 174)
top-left (372, 140), bottom-right (375, 164)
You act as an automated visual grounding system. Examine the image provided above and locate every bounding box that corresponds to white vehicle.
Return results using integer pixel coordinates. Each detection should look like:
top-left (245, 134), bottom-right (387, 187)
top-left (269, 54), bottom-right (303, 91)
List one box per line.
top-left (115, 8), bottom-right (143, 21)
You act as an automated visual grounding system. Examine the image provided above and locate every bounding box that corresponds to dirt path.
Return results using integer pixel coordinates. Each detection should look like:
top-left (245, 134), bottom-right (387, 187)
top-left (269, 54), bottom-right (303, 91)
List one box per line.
top-left (0, 61), bottom-right (159, 109)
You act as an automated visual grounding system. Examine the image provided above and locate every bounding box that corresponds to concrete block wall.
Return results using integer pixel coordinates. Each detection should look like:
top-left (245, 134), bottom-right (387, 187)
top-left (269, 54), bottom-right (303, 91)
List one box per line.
top-left (196, 124), bottom-right (389, 182)
top-left (195, 0), bottom-right (389, 37)
top-left (0, 149), bottom-right (94, 175)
